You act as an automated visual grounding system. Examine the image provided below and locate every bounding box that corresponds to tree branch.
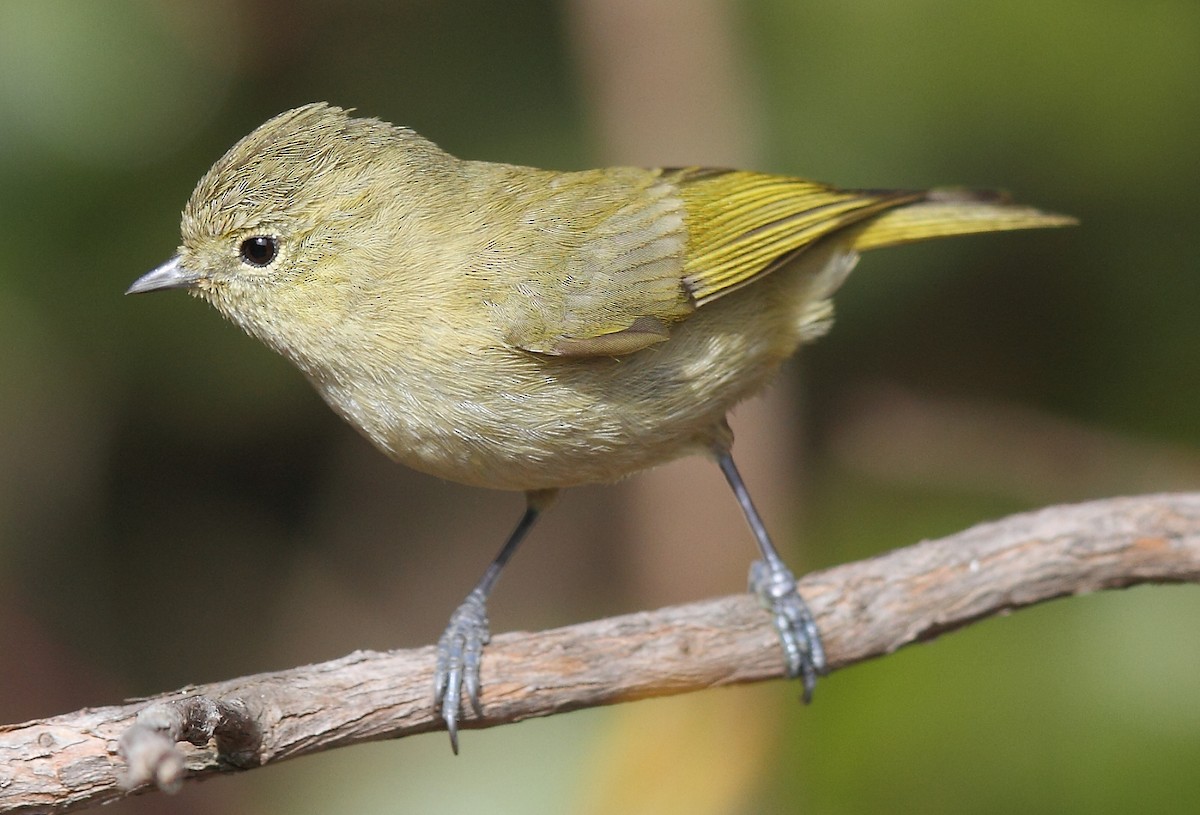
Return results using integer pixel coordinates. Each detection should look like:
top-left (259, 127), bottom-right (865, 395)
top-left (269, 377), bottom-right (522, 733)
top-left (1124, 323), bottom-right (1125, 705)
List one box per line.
top-left (2, 492), bottom-right (1198, 813)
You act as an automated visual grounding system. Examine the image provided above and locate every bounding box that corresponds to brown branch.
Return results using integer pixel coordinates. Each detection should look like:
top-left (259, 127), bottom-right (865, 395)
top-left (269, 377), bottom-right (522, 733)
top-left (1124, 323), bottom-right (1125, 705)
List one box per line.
top-left (2, 492), bottom-right (1198, 813)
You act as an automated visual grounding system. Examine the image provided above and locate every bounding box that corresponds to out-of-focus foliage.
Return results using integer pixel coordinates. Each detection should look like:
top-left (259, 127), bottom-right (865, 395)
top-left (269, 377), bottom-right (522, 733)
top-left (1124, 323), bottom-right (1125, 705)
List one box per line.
top-left (0, 1), bottom-right (1196, 813)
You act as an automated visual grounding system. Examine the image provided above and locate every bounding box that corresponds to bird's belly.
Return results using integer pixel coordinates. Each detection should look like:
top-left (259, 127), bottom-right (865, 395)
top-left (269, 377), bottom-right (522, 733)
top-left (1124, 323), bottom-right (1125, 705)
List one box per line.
top-left (333, 358), bottom-right (741, 491)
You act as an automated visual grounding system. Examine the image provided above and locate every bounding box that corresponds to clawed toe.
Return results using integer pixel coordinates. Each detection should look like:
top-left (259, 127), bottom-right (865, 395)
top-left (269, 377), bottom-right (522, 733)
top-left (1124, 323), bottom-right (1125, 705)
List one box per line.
top-left (749, 558), bottom-right (826, 701)
top-left (433, 588), bottom-right (491, 753)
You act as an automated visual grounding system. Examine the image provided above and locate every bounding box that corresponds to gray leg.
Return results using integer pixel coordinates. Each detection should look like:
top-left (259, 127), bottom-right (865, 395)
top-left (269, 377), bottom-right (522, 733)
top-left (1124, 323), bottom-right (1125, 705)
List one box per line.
top-left (714, 448), bottom-right (825, 700)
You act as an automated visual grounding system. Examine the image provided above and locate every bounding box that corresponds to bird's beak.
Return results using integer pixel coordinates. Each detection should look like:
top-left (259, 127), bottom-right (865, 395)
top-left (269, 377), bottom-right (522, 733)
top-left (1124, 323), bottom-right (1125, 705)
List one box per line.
top-left (126, 256), bottom-right (201, 295)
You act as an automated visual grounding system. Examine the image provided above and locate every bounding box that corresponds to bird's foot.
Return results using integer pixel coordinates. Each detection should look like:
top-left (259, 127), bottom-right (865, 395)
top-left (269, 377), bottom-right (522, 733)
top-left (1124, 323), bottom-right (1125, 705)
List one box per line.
top-left (433, 588), bottom-right (490, 753)
top-left (748, 558), bottom-right (826, 701)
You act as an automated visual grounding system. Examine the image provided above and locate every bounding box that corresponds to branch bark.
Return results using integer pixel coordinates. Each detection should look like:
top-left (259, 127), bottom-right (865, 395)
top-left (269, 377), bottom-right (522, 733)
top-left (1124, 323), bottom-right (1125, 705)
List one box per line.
top-left (2, 492), bottom-right (1198, 813)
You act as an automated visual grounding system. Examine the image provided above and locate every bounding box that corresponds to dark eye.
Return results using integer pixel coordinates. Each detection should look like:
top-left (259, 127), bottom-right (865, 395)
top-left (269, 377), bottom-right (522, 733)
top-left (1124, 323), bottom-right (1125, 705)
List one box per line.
top-left (239, 236), bottom-right (278, 267)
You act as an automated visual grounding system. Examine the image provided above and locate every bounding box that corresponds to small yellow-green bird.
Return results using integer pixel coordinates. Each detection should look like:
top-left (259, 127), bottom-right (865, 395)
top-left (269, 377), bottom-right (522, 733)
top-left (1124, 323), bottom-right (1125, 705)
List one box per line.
top-left (129, 103), bottom-right (1074, 751)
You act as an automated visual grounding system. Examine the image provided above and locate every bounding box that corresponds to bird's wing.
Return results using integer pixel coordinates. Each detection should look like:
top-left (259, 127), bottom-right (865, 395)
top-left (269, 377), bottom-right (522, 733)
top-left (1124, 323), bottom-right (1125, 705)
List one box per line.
top-left (498, 166), bottom-right (916, 357)
top-left (672, 169), bottom-right (922, 306)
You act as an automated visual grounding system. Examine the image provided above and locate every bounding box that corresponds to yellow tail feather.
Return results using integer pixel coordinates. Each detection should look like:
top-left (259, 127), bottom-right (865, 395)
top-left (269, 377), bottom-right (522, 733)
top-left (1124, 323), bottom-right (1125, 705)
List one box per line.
top-left (849, 189), bottom-right (1077, 252)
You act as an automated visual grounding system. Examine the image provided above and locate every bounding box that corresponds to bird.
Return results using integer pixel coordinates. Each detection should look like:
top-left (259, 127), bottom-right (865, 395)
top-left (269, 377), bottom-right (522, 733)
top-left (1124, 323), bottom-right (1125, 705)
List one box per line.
top-left (128, 102), bottom-right (1075, 751)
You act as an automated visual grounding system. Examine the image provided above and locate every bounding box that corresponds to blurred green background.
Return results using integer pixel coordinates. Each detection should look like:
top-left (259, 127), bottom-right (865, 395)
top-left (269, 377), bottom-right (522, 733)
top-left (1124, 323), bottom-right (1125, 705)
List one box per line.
top-left (1, 1), bottom-right (1198, 813)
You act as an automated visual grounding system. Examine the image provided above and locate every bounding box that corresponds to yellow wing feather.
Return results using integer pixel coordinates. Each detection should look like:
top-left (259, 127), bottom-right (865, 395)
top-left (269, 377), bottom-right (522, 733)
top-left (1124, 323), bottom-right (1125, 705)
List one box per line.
top-left (672, 170), bottom-right (922, 305)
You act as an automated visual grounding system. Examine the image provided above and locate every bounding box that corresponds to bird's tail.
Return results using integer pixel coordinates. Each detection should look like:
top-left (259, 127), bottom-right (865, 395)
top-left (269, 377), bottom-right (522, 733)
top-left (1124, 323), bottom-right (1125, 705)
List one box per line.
top-left (848, 189), bottom-right (1077, 252)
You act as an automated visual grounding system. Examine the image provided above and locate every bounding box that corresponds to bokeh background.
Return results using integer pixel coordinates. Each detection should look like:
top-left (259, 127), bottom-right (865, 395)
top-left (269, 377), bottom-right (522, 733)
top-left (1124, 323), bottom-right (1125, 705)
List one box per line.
top-left (2, 1), bottom-right (1198, 813)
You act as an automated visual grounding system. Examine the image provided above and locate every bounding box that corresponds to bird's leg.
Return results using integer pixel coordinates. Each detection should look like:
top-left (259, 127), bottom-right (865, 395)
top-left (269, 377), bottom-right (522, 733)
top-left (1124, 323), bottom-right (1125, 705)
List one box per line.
top-left (434, 488), bottom-right (556, 753)
top-left (713, 445), bottom-right (826, 701)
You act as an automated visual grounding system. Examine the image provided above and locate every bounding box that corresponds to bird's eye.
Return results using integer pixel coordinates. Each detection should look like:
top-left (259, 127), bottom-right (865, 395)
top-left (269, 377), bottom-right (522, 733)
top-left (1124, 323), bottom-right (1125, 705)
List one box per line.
top-left (239, 236), bottom-right (279, 267)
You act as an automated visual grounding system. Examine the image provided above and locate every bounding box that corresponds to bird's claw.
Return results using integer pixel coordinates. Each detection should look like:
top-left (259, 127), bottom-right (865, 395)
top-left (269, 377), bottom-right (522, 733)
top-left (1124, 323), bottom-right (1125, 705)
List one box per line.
top-left (749, 558), bottom-right (826, 702)
top-left (433, 588), bottom-right (490, 753)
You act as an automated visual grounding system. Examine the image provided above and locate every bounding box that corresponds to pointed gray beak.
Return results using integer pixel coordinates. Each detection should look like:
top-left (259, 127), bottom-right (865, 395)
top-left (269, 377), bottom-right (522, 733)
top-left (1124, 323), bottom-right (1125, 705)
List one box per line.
top-left (126, 256), bottom-right (201, 294)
